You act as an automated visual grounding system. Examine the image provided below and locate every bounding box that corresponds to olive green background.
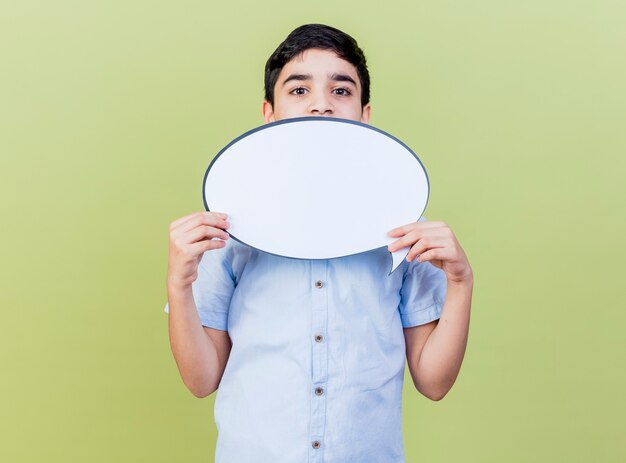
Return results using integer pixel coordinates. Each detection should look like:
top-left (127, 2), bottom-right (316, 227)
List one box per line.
top-left (1, 0), bottom-right (624, 461)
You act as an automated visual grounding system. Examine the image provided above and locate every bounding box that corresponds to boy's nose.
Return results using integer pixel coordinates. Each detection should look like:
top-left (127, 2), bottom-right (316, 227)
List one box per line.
top-left (308, 96), bottom-right (334, 116)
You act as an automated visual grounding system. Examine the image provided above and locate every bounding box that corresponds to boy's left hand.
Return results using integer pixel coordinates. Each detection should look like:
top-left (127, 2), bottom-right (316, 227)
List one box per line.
top-left (387, 221), bottom-right (473, 285)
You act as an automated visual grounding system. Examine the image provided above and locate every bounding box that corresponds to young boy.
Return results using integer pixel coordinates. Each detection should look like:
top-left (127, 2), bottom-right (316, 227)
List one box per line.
top-left (165, 24), bottom-right (473, 463)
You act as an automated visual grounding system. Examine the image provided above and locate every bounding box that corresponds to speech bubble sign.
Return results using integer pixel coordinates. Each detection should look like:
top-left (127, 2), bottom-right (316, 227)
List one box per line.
top-left (203, 116), bottom-right (429, 274)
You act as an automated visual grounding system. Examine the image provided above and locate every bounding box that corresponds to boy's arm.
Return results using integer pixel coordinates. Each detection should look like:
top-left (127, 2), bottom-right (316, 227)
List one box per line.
top-left (168, 286), bottom-right (232, 398)
top-left (403, 280), bottom-right (472, 400)
top-left (388, 221), bottom-right (473, 401)
top-left (167, 211), bottom-right (232, 398)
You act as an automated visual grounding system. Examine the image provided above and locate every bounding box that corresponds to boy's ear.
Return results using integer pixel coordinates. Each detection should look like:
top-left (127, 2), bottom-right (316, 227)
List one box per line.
top-left (262, 100), bottom-right (275, 123)
top-left (360, 103), bottom-right (371, 124)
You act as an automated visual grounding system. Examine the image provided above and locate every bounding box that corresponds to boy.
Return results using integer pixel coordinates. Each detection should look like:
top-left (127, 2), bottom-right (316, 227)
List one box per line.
top-left (165, 24), bottom-right (472, 463)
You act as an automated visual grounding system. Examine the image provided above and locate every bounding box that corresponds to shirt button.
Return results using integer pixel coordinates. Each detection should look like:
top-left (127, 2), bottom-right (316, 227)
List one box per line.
top-left (312, 440), bottom-right (321, 449)
top-left (315, 387), bottom-right (324, 396)
top-left (314, 280), bottom-right (324, 288)
top-left (314, 334), bottom-right (324, 343)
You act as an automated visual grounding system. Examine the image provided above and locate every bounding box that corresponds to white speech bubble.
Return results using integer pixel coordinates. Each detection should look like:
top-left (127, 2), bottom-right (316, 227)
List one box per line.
top-left (203, 116), bottom-right (429, 274)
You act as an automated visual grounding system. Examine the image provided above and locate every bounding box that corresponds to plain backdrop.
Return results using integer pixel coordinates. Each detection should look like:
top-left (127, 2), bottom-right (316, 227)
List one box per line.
top-left (1, 1), bottom-right (624, 461)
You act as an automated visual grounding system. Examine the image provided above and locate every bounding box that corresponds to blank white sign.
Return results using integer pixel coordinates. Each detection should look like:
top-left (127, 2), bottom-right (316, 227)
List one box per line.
top-left (203, 116), bottom-right (430, 274)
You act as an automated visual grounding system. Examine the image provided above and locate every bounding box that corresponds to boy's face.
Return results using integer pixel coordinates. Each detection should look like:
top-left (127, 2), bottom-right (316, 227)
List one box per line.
top-left (262, 48), bottom-right (371, 124)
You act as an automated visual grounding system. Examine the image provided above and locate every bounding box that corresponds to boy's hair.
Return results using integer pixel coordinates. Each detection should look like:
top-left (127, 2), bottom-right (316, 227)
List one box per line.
top-left (264, 24), bottom-right (370, 108)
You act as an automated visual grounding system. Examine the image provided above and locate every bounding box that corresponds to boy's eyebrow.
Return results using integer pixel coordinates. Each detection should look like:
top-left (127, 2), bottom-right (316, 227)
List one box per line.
top-left (281, 74), bottom-right (313, 87)
top-left (281, 73), bottom-right (358, 87)
top-left (329, 73), bottom-right (357, 86)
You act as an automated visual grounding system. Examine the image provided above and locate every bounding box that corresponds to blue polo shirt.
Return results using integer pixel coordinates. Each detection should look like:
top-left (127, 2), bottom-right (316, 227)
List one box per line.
top-left (164, 235), bottom-right (447, 463)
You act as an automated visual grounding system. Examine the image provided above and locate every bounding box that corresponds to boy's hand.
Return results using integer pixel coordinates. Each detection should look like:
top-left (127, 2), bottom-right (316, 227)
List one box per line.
top-left (387, 221), bottom-right (472, 285)
top-left (168, 211), bottom-right (230, 291)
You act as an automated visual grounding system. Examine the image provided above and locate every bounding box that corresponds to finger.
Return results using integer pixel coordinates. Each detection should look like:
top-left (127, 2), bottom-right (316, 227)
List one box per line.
top-left (388, 220), bottom-right (446, 237)
top-left (407, 233), bottom-right (451, 259)
top-left (177, 212), bottom-right (230, 234)
top-left (405, 233), bottom-right (456, 260)
top-left (388, 229), bottom-right (450, 252)
top-left (405, 241), bottom-right (432, 262)
top-left (417, 248), bottom-right (450, 263)
top-left (171, 211), bottom-right (229, 232)
top-left (186, 225), bottom-right (230, 243)
top-left (170, 211), bottom-right (204, 229)
top-left (189, 238), bottom-right (227, 255)
top-left (388, 226), bottom-right (452, 251)
top-left (387, 230), bottom-right (420, 252)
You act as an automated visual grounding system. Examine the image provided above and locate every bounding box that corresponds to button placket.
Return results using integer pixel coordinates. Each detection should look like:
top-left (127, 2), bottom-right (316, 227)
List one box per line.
top-left (309, 260), bottom-right (328, 462)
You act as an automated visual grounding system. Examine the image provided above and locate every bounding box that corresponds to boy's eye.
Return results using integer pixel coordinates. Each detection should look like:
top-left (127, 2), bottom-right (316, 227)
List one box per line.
top-left (333, 87), bottom-right (352, 96)
top-left (290, 87), bottom-right (308, 96)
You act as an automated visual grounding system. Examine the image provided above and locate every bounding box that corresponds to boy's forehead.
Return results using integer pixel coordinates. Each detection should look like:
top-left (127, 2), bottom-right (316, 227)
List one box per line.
top-left (280, 49), bottom-right (360, 84)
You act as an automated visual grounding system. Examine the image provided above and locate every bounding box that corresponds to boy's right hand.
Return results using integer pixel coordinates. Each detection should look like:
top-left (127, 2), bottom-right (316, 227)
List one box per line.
top-left (167, 211), bottom-right (230, 291)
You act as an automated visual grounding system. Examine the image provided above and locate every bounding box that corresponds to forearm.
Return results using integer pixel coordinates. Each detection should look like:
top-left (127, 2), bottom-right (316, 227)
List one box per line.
top-left (167, 284), bottom-right (221, 397)
top-left (413, 279), bottom-right (472, 400)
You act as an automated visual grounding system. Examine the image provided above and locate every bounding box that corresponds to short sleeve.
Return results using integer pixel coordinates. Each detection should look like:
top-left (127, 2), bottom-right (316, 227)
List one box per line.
top-left (398, 257), bottom-right (447, 328)
top-left (163, 243), bottom-right (237, 331)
